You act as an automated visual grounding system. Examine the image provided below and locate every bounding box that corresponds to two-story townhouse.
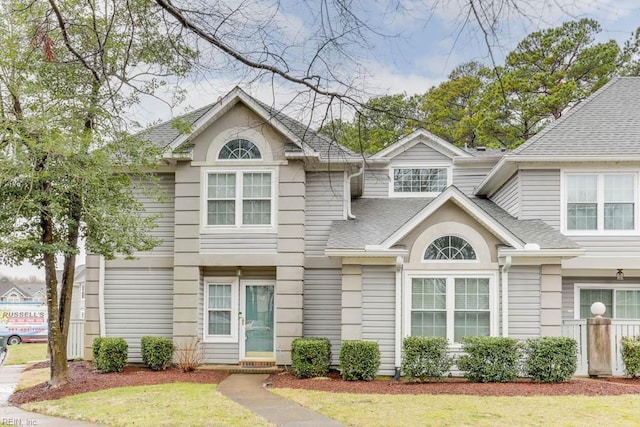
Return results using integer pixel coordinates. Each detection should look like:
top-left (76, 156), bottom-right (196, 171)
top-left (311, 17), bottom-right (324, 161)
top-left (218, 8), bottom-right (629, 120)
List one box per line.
top-left (84, 77), bottom-right (640, 376)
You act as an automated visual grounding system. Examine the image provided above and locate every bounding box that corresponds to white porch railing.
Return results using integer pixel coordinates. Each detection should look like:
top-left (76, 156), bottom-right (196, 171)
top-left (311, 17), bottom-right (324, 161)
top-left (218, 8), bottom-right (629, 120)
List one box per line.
top-left (562, 320), bottom-right (640, 376)
top-left (67, 319), bottom-right (85, 360)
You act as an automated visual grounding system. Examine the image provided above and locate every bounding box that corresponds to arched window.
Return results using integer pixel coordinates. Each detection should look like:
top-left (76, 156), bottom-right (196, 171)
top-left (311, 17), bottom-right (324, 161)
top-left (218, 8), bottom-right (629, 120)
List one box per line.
top-left (218, 139), bottom-right (261, 160)
top-left (424, 236), bottom-right (476, 260)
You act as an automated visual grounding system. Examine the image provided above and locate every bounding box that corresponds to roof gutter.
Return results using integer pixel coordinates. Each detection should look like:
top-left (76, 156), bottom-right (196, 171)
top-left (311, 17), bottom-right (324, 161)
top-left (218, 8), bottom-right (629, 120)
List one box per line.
top-left (497, 247), bottom-right (585, 259)
top-left (325, 248), bottom-right (409, 258)
top-left (346, 162), bottom-right (364, 219)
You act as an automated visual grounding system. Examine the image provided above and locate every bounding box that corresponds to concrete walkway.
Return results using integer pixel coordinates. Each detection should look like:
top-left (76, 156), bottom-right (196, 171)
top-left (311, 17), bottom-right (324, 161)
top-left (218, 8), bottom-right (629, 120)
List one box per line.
top-left (0, 364), bottom-right (98, 427)
top-left (218, 374), bottom-right (344, 427)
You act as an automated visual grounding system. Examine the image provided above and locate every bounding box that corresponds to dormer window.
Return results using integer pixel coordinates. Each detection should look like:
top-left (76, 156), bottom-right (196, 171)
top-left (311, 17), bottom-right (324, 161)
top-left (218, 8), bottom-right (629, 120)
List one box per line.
top-left (391, 166), bottom-right (450, 197)
top-left (424, 236), bottom-right (476, 261)
top-left (218, 139), bottom-right (261, 160)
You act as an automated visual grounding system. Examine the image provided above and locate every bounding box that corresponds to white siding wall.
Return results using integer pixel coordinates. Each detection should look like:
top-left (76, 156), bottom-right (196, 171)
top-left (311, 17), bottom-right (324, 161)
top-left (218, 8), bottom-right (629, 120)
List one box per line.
top-left (452, 166), bottom-right (493, 195)
top-left (303, 268), bottom-right (342, 364)
top-left (104, 267), bottom-right (174, 362)
top-left (362, 265), bottom-right (396, 375)
top-left (363, 168), bottom-right (389, 198)
top-left (508, 265), bottom-right (541, 339)
top-left (491, 173), bottom-right (519, 217)
top-left (519, 169), bottom-right (560, 229)
top-left (305, 172), bottom-right (345, 255)
top-left (392, 143), bottom-right (451, 162)
top-left (134, 174), bottom-right (175, 255)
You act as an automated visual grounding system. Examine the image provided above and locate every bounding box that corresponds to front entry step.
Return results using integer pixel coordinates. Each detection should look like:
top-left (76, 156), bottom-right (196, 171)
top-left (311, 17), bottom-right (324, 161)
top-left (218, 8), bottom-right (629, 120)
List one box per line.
top-left (201, 363), bottom-right (282, 374)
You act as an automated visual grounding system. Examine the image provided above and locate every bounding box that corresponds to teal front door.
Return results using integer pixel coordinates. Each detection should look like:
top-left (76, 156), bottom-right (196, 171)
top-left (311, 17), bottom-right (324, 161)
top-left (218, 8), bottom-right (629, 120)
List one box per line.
top-left (241, 281), bottom-right (275, 359)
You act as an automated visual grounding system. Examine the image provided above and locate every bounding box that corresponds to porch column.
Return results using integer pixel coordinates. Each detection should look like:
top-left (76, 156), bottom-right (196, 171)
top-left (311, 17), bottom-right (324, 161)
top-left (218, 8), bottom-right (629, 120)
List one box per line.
top-left (173, 266), bottom-right (200, 345)
top-left (341, 264), bottom-right (362, 341)
top-left (540, 264), bottom-right (563, 336)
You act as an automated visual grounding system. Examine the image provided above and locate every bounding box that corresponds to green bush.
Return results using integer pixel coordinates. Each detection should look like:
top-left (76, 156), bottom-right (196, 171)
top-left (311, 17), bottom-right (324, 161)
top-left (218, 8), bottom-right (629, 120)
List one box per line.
top-left (291, 338), bottom-right (331, 378)
top-left (401, 336), bottom-right (453, 382)
top-left (92, 337), bottom-right (128, 373)
top-left (523, 337), bottom-right (577, 382)
top-left (621, 336), bottom-right (640, 378)
top-left (457, 336), bottom-right (520, 383)
top-left (141, 336), bottom-right (175, 371)
top-left (339, 340), bottom-right (380, 381)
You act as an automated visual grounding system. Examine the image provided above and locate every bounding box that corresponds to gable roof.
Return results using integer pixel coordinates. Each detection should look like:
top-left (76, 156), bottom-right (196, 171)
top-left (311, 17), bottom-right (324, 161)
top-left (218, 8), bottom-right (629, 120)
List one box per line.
top-left (476, 77), bottom-right (640, 195)
top-left (372, 129), bottom-right (471, 160)
top-left (327, 186), bottom-right (579, 255)
top-left (140, 87), bottom-right (358, 163)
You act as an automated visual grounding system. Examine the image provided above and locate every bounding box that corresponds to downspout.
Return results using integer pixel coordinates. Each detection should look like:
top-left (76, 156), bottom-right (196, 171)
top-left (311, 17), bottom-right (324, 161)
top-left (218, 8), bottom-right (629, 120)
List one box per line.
top-left (346, 162), bottom-right (364, 219)
top-left (98, 256), bottom-right (106, 337)
top-left (393, 255), bottom-right (404, 380)
top-left (501, 256), bottom-right (512, 337)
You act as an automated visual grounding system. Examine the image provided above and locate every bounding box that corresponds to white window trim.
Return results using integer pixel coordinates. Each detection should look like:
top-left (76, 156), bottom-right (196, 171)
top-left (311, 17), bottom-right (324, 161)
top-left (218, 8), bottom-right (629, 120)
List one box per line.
top-left (201, 167), bottom-right (278, 233)
top-left (389, 163), bottom-right (452, 198)
top-left (561, 170), bottom-right (639, 236)
top-left (573, 282), bottom-right (640, 320)
top-left (403, 270), bottom-right (499, 346)
top-left (204, 277), bottom-right (239, 343)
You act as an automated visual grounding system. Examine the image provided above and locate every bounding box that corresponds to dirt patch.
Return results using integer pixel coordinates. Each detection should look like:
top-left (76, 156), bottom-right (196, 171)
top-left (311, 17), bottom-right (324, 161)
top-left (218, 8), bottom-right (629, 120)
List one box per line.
top-left (266, 370), bottom-right (640, 396)
top-left (10, 361), bottom-right (229, 406)
top-left (11, 362), bottom-right (640, 406)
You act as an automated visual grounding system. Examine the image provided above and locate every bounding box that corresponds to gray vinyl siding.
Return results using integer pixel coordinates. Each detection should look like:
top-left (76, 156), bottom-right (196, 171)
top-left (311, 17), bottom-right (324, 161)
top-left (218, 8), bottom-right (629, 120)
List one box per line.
top-left (362, 265), bottom-right (396, 375)
top-left (452, 166), bottom-right (493, 195)
top-left (561, 277), bottom-right (635, 322)
top-left (392, 142), bottom-right (451, 162)
top-left (508, 265), bottom-right (541, 339)
top-left (104, 268), bottom-right (173, 362)
top-left (303, 268), bottom-right (342, 364)
top-left (305, 172), bottom-right (346, 255)
top-left (134, 174), bottom-right (175, 255)
top-left (200, 233), bottom-right (277, 253)
top-left (491, 173), bottom-right (519, 217)
top-left (519, 169), bottom-right (561, 229)
top-left (363, 168), bottom-right (389, 198)
top-left (568, 237), bottom-right (640, 257)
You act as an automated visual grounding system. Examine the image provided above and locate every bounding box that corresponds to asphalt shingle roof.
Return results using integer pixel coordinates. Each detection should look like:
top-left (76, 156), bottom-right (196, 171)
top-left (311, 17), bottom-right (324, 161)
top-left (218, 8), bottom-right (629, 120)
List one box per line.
top-left (513, 77), bottom-right (640, 156)
top-left (327, 195), bottom-right (579, 250)
top-left (140, 89), bottom-right (357, 161)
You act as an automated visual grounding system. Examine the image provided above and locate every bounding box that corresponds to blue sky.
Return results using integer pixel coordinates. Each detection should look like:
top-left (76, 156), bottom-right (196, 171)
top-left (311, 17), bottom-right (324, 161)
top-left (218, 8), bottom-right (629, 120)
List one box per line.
top-left (4, 0), bottom-right (640, 279)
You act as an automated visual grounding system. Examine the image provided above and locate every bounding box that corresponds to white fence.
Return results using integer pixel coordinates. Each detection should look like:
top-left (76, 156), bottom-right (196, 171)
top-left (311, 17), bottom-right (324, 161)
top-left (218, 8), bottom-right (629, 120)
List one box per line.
top-left (562, 320), bottom-right (640, 376)
top-left (67, 319), bottom-right (85, 360)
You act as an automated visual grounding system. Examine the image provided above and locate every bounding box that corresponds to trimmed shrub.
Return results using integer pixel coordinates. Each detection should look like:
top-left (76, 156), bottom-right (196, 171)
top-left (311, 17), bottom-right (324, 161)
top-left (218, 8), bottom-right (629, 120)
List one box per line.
top-left (93, 337), bottom-right (128, 373)
top-left (621, 336), bottom-right (640, 378)
top-left (141, 336), bottom-right (175, 371)
top-left (524, 337), bottom-right (577, 382)
top-left (291, 338), bottom-right (331, 378)
top-left (401, 336), bottom-right (453, 382)
top-left (339, 340), bottom-right (380, 381)
top-left (457, 336), bottom-right (520, 383)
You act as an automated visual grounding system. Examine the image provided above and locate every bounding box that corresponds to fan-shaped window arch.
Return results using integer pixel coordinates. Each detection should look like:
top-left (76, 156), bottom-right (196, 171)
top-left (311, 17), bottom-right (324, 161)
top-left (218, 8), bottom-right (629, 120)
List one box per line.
top-left (424, 236), bottom-right (476, 260)
top-left (218, 139), bottom-right (261, 160)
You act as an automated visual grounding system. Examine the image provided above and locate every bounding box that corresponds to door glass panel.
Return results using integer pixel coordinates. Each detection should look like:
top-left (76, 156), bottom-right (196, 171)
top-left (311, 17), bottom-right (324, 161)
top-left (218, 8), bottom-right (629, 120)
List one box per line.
top-left (244, 285), bottom-right (274, 358)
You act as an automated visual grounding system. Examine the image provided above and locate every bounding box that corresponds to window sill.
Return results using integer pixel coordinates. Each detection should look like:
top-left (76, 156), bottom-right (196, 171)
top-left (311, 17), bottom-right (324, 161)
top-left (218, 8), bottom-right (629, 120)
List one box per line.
top-left (203, 336), bottom-right (238, 344)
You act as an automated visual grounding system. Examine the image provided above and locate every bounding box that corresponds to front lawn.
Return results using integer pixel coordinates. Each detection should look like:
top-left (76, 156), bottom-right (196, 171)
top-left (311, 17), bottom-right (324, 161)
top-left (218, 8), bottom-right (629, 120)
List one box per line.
top-left (4, 343), bottom-right (47, 365)
top-left (23, 383), bottom-right (273, 427)
top-left (272, 389), bottom-right (640, 426)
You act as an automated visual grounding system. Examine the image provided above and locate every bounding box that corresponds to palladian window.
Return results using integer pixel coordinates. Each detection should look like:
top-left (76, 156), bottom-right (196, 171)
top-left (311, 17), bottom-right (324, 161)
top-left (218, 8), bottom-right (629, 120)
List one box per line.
top-left (424, 236), bottom-right (476, 260)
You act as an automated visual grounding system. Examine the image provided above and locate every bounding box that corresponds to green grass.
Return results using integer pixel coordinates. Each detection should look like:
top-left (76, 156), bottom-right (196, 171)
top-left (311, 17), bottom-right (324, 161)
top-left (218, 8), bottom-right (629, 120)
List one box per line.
top-left (5, 343), bottom-right (47, 365)
top-left (272, 389), bottom-right (640, 426)
top-left (23, 383), bottom-right (273, 427)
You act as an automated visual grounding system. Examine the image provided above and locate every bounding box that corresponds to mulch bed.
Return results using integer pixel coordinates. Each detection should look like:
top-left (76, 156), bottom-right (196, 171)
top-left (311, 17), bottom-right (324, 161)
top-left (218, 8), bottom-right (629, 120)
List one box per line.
top-left (9, 361), bottom-right (229, 406)
top-left (10, 362), bottom-right (640, 406)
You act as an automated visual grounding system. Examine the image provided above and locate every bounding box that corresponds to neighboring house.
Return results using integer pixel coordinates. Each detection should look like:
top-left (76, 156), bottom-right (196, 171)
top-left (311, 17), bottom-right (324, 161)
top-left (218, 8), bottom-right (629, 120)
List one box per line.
top-left (85, 77), bottom-right (640, 375)
top-left (0, 276), bottom-right (45, 303)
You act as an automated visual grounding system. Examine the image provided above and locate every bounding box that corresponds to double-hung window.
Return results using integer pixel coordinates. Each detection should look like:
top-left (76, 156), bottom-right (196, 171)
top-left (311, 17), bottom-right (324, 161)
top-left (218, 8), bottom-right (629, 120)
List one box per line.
top-left (565, 173), bottom-right (636, 232)
top-left (391, 166), bottom-right (449, 196)
top-left (206, 171), bottom-right (273, 227)
top-left (410, 275), bottom-right (493, 343)
top-left (205, 281), bottom-right (238, 342)
top-left (578, 286), bottom-right (640, 319)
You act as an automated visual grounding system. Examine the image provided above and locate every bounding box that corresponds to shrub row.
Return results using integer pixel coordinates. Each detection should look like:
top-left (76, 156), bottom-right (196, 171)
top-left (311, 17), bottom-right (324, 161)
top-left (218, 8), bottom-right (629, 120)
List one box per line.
top-left (621, 336), bottom-right (640, 377)
top-left (92, 337), bottom-right (128, 373)
top-left (141, 336), bottom-right (175, 371)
